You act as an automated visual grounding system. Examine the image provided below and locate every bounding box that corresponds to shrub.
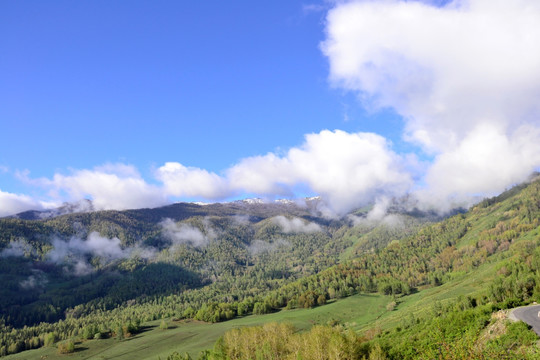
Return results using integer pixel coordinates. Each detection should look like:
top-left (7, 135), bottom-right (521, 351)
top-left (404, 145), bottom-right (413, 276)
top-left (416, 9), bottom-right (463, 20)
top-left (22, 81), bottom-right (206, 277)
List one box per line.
top-left (44, 332), bottom-right (57, 347)
top-left (57, 340), bottom-right (75, 354)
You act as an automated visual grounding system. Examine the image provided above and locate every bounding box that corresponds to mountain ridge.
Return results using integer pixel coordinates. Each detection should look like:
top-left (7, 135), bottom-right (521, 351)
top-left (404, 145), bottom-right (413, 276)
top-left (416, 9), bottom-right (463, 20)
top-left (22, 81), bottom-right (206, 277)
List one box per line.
top-left (1, 179), bottom-right (540, 358)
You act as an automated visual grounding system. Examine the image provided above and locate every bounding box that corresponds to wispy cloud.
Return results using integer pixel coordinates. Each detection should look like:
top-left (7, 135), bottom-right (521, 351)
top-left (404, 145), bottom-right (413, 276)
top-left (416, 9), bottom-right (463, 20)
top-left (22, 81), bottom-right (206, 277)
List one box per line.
top-left (19, 270), bottom-right (48, 290)
top-left (247, 239), bottom-right (290, 255)
top-left (272, 216), bottom-right (322, 233)
top-left (160, 218), bottom-right (215, 247)
top-left (47, 232), bottom-right (131, 275)
top-left (302, 3), bottom-right (327, 14)
top-left (48, 233), bottom-right (126, 261)
top-left (1, 239), bottom-right (34, 257)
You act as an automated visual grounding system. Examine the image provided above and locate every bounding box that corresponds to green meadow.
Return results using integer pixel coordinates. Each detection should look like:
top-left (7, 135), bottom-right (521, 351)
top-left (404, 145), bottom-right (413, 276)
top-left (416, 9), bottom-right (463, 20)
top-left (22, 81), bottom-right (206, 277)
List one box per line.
top-left (3, 294), bottom-right (390, 360)
top-left (4, 258), bottom-right (503, 360)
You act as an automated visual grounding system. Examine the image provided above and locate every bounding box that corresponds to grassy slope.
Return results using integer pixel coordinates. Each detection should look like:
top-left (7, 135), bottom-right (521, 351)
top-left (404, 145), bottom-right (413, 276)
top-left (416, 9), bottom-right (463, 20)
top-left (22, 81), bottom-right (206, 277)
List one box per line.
top-left (7, 260), bottom-right (499, 360)
top-left (368, 260), bottom-right (499, 332)
top-left (3, 294), bottom-right (390, 360)
top-left (6, 257), bottom-right (506, 360)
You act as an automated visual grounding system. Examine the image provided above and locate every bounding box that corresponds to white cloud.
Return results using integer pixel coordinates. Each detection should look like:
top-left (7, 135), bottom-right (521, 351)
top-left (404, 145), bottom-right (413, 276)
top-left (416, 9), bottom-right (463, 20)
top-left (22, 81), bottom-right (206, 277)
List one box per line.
top-left (16, 138), bottom-right (411, 216)
top-left (227, 152), bottom-right (294, 196)
top-left (45, 232), bottom-right (156, 274)
top-left (1, 239), bottom-right (34, 257)
top-left (19, 271), bottom-right (48, 290)
top-left (79, 232), bottom-right (127, 259)
top-left (48, 232), bottom-right (129, 263)
top-left (272, 216), bottom-right (322, 233)
top-left (228, 130), bottom-right (413, 214)
top-left (72, 259), bottom-right (94, 276)
top-left (156, 162), bottom-right (231, 199)
top-left (20, 276), bottom-right (39, 290)
top-left (322, 0), bottom-right (540, 207)
top-left (46, 232), bottom-right (131, 275)
top-left (418, 123), bottom-right (540, 209)
top-left (40, 164), bottom-right (167, 211)
top-left (0, 190), bottom-right (44, 217)
top-left (365, 197), bottom-right (392, 223)
top-left (348, 197), bottom-right (406, 228)
top-left (247, 239), bottom-right (290, 255)
top-left (232, 214), bottom-right (252, 225)
top-left (160, 218), bottom-right (214, 247)
top-left (286, 130), bottom-right (412, 213)
top-left (155, 130), bottom-right (412, 215)
top-left (130, 246), bottom-right (158, 260)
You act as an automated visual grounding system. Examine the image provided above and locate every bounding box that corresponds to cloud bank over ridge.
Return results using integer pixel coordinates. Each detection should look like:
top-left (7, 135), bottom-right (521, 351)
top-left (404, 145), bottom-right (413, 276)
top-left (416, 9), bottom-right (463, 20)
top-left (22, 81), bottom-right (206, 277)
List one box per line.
top-left (158, 130), bottom-right (413, 214)
top-left (5, 129), bottom-right (411, 217)
top-left (0, 190), bottom-right (45, 217)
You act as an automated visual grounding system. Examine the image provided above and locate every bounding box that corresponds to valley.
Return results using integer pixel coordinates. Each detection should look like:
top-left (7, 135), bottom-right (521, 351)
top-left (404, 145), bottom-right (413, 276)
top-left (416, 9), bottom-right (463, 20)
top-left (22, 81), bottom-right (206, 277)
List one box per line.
top-left (1, 179), bottom-right (540, 358)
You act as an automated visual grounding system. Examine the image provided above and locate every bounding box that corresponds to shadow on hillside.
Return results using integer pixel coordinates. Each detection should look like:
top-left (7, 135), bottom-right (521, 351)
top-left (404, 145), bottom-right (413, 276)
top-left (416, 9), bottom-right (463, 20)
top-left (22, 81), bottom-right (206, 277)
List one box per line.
top-left (3, 263), bottom-right (206, 329)
top-left (137, 325), bottom-right (156, 333)
top-left (74, 346), bottom-right (89, 353)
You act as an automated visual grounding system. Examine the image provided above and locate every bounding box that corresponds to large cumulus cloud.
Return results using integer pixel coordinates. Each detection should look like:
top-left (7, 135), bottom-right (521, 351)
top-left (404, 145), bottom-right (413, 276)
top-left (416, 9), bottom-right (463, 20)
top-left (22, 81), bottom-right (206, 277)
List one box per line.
top-left (35, 164), bottom-right (168, 211)
top-left (157, 130), bottom-right (413, 214)
top-left (321, 0), bottom-right (540, 207)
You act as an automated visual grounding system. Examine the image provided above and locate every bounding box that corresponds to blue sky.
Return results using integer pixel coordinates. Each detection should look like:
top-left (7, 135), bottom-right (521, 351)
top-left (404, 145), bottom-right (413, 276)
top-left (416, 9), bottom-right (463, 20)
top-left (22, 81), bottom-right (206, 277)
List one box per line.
top-left (2, 1), bottom-right (397, 177)
top-left (1, 0), bottom-right (540, 216)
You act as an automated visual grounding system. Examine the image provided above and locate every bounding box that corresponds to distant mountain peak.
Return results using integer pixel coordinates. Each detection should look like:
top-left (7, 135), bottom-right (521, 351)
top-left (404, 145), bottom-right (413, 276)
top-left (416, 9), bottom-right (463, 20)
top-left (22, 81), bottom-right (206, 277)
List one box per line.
top-left (9, 199), bottom-right (94, 220)
top-left (192, 201), bottom-right (212, 206)
top-left (240, 198), bottom-right (265, 205)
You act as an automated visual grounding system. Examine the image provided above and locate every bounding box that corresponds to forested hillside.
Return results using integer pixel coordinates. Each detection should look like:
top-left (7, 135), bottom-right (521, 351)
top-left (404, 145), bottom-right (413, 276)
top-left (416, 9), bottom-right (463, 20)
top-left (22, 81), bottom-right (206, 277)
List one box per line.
top-left (208, 179), bottom-right (540, 359)
top-left (0, 198), bottom-right (431, 356)
top-left (2, 179), bottom-right (540, 358)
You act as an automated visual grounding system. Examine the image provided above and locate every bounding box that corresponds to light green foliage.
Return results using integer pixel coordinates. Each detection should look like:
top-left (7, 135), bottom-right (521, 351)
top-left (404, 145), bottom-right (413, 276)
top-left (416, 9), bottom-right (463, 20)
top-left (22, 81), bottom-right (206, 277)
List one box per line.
top-left (487, 321), bottom-right (538, 350)
top-left (385, 301), bottom-right (396, 311)
top-left (167, 352), bottom-right (192, 360)
top-left (217, 322), bottom-right (362, 360)
top-left (2, 294), bottom-right (388, 359)
top-left (43, 332), bottom-right (57, 347)
top-left (4, 179), bottom-right (540, 358)
top-left (368, 344), bottom-right (387, 360)
top-left (56, 340), bottom-right (74, 354)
